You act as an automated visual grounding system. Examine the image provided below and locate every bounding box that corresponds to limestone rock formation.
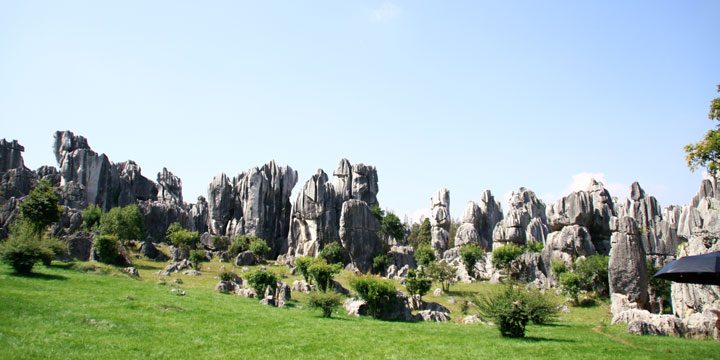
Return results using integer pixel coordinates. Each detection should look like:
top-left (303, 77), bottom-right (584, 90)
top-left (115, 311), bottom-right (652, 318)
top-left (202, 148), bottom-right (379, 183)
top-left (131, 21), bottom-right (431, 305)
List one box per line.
top-left (545, 225), bottom-right (595, 263)
top-left (0, 139), bottom-right (25, 173)
top-left (206, 161), bottom-right (298, 256)
top-left (454, 190), bottom-right (504, 251)
top-left (609, 216), bottom-right (649, 314)
top-left (493, 187), bottom-right (547, 248)
top-left (157, 167), bottom-right (183, 204)
top-left (332, 159), bottom-right (379, 208)
top-left (430, 188), bottom-right (451, 255)
top-left (287, 169), bottom-right (339, 257)
top-left (339, 199), bottom-right (382, 273)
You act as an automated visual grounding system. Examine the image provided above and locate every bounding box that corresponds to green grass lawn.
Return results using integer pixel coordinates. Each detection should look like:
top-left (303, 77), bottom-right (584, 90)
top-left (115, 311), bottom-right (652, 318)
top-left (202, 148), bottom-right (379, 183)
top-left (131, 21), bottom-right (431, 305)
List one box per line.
top-left (1, 258), bottom-right (718, 359)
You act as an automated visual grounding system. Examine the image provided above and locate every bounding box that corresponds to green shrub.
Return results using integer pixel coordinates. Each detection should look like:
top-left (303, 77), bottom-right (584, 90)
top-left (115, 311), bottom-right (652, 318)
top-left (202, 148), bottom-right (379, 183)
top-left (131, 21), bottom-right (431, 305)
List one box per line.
top-left (525, 288), bottom-right (559, 325)
top-left (100, 204), bottom-right (145, 244)
top-left (491, 244), bottom-right (524, 274)
top-left (460, 244), bottom-right (483, 276)
top-left (249, 239), bottom-right (271, 258)
top-left (295, 256), bottom-right (317, 284)
top-left (94, 234), bottom-right (124, 265)
top-left (308, 260), bottom-right (342, 292)
top-left (307, 291), bottom-right (343, 318)
top-left (414, 243), bottom-right (436, 267)
top-left (167, 229), bottom-right (200, 251)
top-left (371, 253), bottom-right (388, 274)
top-left (575, 255), bottom-right (609, 298)
top-left (40, 237), bottom-right (66, 266)
top-left (0, 221), bottom-right (53, 273)
top-left (428, 261), bottom-right (456, 292)
top-left (246, 270), bottom-right (278, 296)
top-left (349, 275), bottom-right (397, 319)
top-left (19, 180), bottom-right (62, 234)
top-left (405, 268), bottom-right (432, 301)
top-left (82, 204), bottom-right (103, 230)
top-left (478, 283), bottom-right (559, 337)
top-left (212, 236), bottom-right (230, 251)
top-left (219, 270), bottom-right (237, 282)
top-left (559, 271), bottom-right (581, 304)
top-left (227, 235), bottom-right (258, 258)
top-left (189, 250), bottom-right (206, 270)
top-left (318, 242), bottom-right (344, 265)
top-left (526, 241), bottom-right (544, 253)
top-left (551, 259), bottom-right (568, 277)
top-left (647, 259), bottom-right (672, 313)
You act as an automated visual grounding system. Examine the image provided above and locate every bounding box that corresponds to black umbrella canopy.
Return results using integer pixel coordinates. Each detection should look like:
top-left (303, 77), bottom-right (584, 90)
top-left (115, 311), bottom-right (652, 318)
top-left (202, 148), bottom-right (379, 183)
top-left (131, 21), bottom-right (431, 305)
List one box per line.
top-left (653, 251), bottom-right (720, 286)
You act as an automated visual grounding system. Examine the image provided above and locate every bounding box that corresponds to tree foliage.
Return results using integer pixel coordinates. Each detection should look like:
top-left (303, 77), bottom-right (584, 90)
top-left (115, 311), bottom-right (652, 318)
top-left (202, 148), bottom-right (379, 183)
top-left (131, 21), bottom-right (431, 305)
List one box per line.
top-left (307, 291), bottom-right (342, 318)
top-left (246, 270), bottom-right (278, 296)
top-left (408, 218), bottom-right (432, 249)
top-left (371, 206), bottom-right (406, 242)
top-left (0, 220), bottom-right (53, 273)
top-left (685, 85), bottom-right (720, 180)
top-left (19, 180), bottom-right (62, 234)
top-left (405, 268), bottom-right (432, 301)
top-left (82, 204), bottom-right (103, 230)
top-left (308, 260), bottom-right (342, 292)
top-left (491, 244), bottom-right (524, 275)
top-left (574, 255), bottom-right (609, 298)
top-left (460, 244), bottom-right (483, 276)
top-left (100, 204), bottom-right (145, 243)
top-left (294, 256), bottom-right (317, 284)
top-left (249, 238), bottom-right (271, 258)
top-left (428, 261), bottom-right (456, 292)
top-left (318, 242), bottom-right (344, 265)
top-left (371, 252), bottom-right (388, 274)
top-left (414, 243), bottom-right (436, 267)
top-left (167, 229), bottom-right (200, 251)
top-left (477, 282), bottom-right (559, 338)
top-left (349, 275), bottom-right (397, 319)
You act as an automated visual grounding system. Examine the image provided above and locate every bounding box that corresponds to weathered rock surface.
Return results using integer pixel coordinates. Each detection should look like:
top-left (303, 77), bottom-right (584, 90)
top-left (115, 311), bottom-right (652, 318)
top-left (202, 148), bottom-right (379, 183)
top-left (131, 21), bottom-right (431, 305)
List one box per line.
top-left (609, 216), bottom-right (649, 314)
top-left (235, 251), bottom-right (256, 266)
top-left (339, 199), bottom-right (382, 273)
top-left (288, 169), bottom-right (339, 257)
top-left (63, 231), bottom-right (94, 261)
top-left (493, 187), bottom-right (546, 248)
top-left (430, 188), bottom-right (451, 255)
top-left (416, 310), bottom-right (451, 322)
top-left (545, 225), bottom-right (595, 262)
top-left (455, 190), bottom-right (504, 251)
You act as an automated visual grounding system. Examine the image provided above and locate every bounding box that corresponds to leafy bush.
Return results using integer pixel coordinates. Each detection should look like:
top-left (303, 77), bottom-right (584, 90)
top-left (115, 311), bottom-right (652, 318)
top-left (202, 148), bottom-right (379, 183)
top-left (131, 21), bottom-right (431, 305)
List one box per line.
top-left (295, 256), bottom-right (317, 284)
top-left (212, 236), bottom-right (230, 251)
top-left (647, 259), bottom-right (672, 313)
top-left (526, 241), bottom-right (544, 253)
top-left (82, 204), bottom-right (103, 230)
top-left (414, 243), bottom-right (436, 267)
top-left (559, 271), bottom-right (581, 304)
top-left (380, 210), bottom-right (406, 242)
top-left (249, 239), bottom-right (271, 258)
top-left (349, 275), bottom-right (397, 319)
top-left (219, 269), bottom-right (238, 282)
top-left (100, 204), bottom-right (145, 244)
top-left (408, 218), bottom-right (432, 249)
top-left (40, 237), bottom-right (66, 266)
top-left (405, 268), bottom-right (432, 301)
top-left (189, 250), bottom-right (206, 270)
top-left (94, 234), bottom-right (125, 266)
top-left (551, 259), bottom-right (568, 277)
top-left (575, 255), bottom-right (609, 298)
top-left (318, 242), bottom-right (344, 265)
top-left (491, 244), bottom-right (524, 274)
top-left (246, 270), bottom-right (278, 296)
top-left (0, 221), bottom-right (53, 273)
top-left (167, 229), bottom-right (200, 251)
top-left (165, 222), bottom-right (184, 240)
top-left (19, 180), bottom-right (62, 233)
top-left (372, 253), bottom-right (388, 274)
top-left (308, 260), bottom-right (342, 292)
top-left (460, 244), bottom-right (483, 276)
top-left (477, 283), bottom-right (559, 337)
top-left (307, 291), bottom-right (343, 318)
top-left (428, 261), bottom-right (456, 292)
top-left (227, 235), bottom-right (261, 258)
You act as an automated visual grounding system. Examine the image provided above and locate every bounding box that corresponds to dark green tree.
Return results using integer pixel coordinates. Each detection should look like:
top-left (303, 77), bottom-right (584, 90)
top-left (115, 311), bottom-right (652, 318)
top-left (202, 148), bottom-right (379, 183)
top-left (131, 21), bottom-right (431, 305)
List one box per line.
top-left (19, 180), bottom-right (62, 234)
top-left (685, 85), bottom-right (720, 181)
top-left (82, 204), bottom-right (102, 230)
top-left (460, 244), bottom-right (483, 277)
top-left (100, 204), bottom-right (145, 244)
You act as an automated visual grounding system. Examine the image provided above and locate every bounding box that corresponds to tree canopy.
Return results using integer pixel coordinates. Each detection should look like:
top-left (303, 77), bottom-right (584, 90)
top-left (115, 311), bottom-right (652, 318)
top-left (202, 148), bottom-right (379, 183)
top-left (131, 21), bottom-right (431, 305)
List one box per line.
top-left (19, 180), bottom-right (62, 234)
top-left (685, 85), bottom-right (720, 180)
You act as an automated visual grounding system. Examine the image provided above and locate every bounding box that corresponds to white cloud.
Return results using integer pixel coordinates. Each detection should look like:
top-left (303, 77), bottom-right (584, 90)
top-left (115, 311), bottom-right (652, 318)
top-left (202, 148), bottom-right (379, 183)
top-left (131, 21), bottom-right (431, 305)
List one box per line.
top-left (372, 2), bottom-right (401, 22)
top-left (404, 208), bottom-right (431, 224)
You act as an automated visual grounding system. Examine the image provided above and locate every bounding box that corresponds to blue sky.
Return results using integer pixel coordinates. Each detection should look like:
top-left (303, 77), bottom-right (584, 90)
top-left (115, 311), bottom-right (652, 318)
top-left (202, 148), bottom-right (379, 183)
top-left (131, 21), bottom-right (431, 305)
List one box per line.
top-left (2, 1), bottom-right (719, 221)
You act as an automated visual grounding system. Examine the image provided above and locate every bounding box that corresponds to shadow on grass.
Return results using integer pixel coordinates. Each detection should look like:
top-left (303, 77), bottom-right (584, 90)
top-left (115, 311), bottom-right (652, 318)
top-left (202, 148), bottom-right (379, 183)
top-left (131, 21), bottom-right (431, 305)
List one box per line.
top-left (12, 271), bottom-right (68, 281)
top-left (519, 336), bottom-right (574, 343)
top-left (133, 264), bottom-right (162, 271)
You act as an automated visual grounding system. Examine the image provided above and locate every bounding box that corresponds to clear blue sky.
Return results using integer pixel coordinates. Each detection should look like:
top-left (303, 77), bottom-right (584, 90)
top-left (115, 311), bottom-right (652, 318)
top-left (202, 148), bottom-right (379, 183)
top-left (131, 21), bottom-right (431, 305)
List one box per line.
top-left (2, 1), bottom-right (719, 221)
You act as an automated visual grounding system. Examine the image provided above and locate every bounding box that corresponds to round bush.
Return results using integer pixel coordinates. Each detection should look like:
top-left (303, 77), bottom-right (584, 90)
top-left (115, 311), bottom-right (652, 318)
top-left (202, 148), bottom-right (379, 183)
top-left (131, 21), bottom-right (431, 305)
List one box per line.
top-left (307, 291), bottom-right (343, 318)
top-left (318, 242), bottom-right (344, 265)
top-left (0, 222), bottom-right (52, 274)
top-left (414, 244), bottom-right (436, 267)
top-left (349, 275), bottom-right (397, 319)
top-left (249, 239), bottom-right (271, 258)
top-left (246, 270), bottom-right (278, 296)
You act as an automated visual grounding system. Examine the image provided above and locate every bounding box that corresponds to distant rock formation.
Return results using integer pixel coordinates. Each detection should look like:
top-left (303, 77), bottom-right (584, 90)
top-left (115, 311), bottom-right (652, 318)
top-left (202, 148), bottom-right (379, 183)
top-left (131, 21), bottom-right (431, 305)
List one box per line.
top-left (609, 216), bottom-right (649, 314)
top-left (492, 187), bottom-right (547, 248)
top-left (454, 190), bottom-right (503, 251)
top-left (430, 188), bottom-right (451, 256)
top-left (287, 169), bottom-right (339, 257)
top-left (339, 199), bottom-right (382, 273)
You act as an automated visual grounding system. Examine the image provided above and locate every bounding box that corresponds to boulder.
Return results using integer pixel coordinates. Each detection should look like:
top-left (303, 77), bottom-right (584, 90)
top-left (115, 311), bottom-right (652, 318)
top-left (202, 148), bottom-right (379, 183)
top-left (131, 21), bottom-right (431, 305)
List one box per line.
top-left (416, 310), bottom-right (451, 322)
top-left (627, 315), bottom-right (687, 337)
top-left (339, 199), bottom-right (382, 273)
top-left (545, 225), bottom-right (595, 260)
top-left (164, 259), bottom-right (192, 273)
top-left (138, 239), bottom-right (160, 259)
top-left (215, 280), bottom-right (238, 293)
top-left (291, 280), bottom-right (316, 293)
top-left (122, 267), bottom-right (139, 277)
top-left (63, 231), bottom-right (94, 261)
top-left (235, 251), bottom-right (256, 266)
top-left (182, 270), bottom-right (202, 276)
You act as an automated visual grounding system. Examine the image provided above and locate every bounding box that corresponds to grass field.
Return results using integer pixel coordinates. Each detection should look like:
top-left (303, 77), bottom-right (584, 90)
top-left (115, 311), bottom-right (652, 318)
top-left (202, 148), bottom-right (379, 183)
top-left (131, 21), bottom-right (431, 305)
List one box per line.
top-left (1, 256), bottom-right (719, 359)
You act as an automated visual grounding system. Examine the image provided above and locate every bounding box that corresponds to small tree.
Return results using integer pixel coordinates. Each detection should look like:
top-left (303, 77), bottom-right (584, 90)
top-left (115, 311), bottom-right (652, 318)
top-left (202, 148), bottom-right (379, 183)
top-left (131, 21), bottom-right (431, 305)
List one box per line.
top-left (246, 270), bottom-right (278, 296)
top-left (308, 260), bottom-right (342, 292)
top-left (165, 222), bottom-right (184, 240)
top-left (575, 255), bottom-right (609, 298)
top-left (82, 204), bottom-right (103, 230)
top-left (19, 180), bottom-right (62, 234)
top-left (685, 85), bottom-right (720, 181)
top-left (405, 268), bottom-right (431, 303)
top-left (414, 243), bottom-right (436, 267)
top-left (249, 239), bottom-right (271, 258)
top-left (559, 271), bottom-right (581, 305)
top-left (219, 269), bottom-right (238, 282)
top-left (94, 234), bottom-right (126, 266)
top-left (428, 261), bottom-right (456, 292)
top-left (307, 291), bottom-right (342, 318)
top-left (408, 218), bottom-right (432, 249)
top-left (189, 250), bottom-right (206, 270)
top-left (0, 221), bottom-right (53, 273)
top-left (294, 256), bottom-right (317, 284)
top-left (349, 275), bottom-right (397, 319)
top-left (371, 252), bottom-right (388, 274)
top-left (101, 204), bottom-right (145, 244)
top-left (212, 235), bottom-right (230, 251)
top-left (318, 242), bottom-right (344, 265)
top-left (550, 259), bottom-right (568, 279)
top-left (167, 229), bottom-right (200, 252)
top-left (491, 244), bottom-right (524, 277)
top-left (460, 244), bottom-right (483, 277)
top-left (477, 282), bottom-right (559, 337)
top-left (227, 235), bottom-right (252, 259)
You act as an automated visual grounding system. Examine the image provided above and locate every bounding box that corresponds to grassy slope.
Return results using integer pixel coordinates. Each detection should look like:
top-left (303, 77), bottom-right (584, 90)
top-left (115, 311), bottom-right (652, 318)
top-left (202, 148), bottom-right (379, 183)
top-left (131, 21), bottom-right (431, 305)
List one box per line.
top-left (1, 259), bottom-right (719, 360)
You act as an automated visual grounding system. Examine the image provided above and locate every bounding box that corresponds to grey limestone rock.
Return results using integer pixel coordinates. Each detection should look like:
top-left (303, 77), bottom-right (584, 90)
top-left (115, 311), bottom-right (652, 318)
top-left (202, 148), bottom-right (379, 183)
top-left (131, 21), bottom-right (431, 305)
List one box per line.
top-left (388, 245), bottom-right (416, 269)
top-left (416, 310), bottom-right (451, 322)
top-left (235, 250), bottom-right (256, 266)
top-left (157, 167), bottom-right (183, 204)
top-left (288, 169), bottom-right (339, 257)
top-left (492, 187), bottom-right (546, 248)
top-left (430, 188), bottom-right (451, 255)
top-left (609, 216), bottom-right (649, 313)
top-left (339, 199), bottom-right (382, 273)
top-left (545, 225), bottom-right (595, 260)
top-left (0, 139), bottom-right (25, 173)
top-left (63, 231), bottom-right (94, 261)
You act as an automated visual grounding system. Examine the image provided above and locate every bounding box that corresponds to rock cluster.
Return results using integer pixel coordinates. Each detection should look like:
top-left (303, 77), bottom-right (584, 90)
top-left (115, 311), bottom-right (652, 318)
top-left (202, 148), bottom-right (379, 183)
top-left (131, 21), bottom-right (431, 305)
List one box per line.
top-left (492, 187), bottom-right (547, 248)
top-left (430, 188), bottom-right (451, 256)
top-left (454, 190), bottom-right (504, 251)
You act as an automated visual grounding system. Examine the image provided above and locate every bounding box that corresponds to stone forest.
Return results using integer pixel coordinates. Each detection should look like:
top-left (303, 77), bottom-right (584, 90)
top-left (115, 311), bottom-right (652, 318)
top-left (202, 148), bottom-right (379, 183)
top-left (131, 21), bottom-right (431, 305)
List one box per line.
top-left (1, 130), bottom-right (719, 351)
